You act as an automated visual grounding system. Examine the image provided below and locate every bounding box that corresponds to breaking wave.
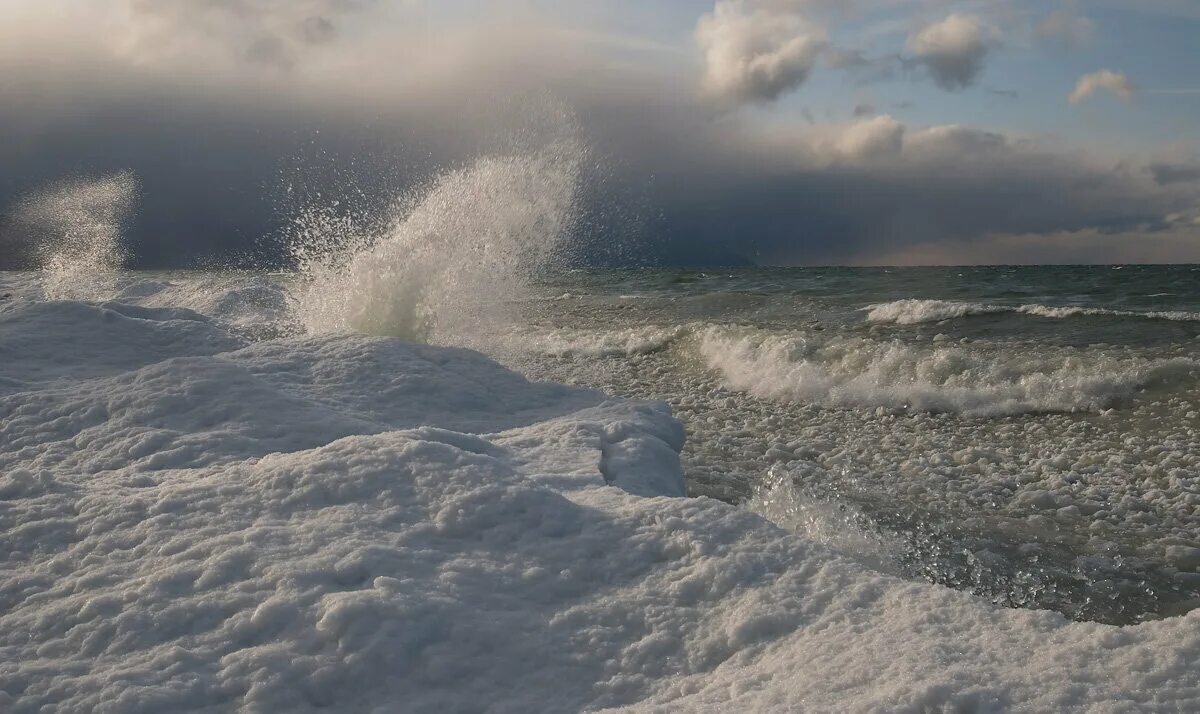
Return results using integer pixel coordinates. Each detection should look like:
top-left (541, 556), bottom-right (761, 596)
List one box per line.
top-left (696, 325), bottom-right (1200, 417)
top-left (519, 325), bottom-right (686, 358)
top-left (865, 298), bottom-right (1200, 325)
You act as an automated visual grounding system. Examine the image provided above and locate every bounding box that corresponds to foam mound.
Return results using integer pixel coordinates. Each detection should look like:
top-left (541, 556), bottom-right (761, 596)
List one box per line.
top-left (0, 300), bottom-right (245, 392)
top-left (1, 299), bottom-right (1198, 712)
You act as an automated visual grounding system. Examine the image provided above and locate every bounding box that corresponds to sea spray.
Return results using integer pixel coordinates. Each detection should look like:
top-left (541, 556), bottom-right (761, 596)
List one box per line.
top-left (292, 140), bottom-right (584, 344)
top-left (11, 172), bottom-right (138, 300)
top-left (745, 464), bottom-right (904, 575)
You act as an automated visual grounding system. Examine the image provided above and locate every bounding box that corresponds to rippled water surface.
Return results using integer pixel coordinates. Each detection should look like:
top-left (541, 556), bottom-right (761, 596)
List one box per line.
top-left (506, 266), bottom-right (1200, 624)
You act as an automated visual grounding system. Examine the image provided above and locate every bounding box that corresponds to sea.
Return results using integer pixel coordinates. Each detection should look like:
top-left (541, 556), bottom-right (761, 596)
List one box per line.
top-left (4, 155), bottom-right (1200, 708)
top-left (519, 265), bottom-right (1200, 625)
top-left (4, 263), bottom-right (1198, 626)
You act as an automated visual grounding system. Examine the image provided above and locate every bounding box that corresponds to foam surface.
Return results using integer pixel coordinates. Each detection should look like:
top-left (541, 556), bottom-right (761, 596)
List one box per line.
top-left (2, 296), bottom-right (1199, 712)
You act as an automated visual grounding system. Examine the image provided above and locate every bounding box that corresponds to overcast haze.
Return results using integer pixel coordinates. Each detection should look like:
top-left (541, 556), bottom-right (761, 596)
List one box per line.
top-left (1, 0), bottom-right (1198, 267)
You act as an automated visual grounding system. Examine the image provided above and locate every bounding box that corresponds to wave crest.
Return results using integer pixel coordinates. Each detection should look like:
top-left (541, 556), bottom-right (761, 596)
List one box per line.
top-left (864, 299), bottom-right (1005, 325)
top-left (696, 325), bottom-right (1199, 416)
top-left (521, 325), bottom-right (686, 358)
top-left (865, 299), bottom-right (1200, 325)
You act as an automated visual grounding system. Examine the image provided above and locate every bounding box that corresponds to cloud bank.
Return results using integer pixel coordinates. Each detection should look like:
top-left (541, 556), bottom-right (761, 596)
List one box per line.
top-left (0, 1), bottom-right (1194, 267)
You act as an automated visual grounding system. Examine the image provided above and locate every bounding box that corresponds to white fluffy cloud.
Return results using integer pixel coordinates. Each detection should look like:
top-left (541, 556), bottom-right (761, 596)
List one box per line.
top-left (1069, 70), bottom-right (1135, 105)
top-left (907, 14), bottom-right (993, 91)
top-left (833, 115), bottom-right (905, 161)
top-left (696, 1), bottom-right (826, 104)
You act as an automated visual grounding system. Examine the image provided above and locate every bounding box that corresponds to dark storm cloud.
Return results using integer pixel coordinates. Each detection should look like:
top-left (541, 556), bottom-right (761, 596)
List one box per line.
top-left (0, 1), bottom-right (1193, 268)
top-left (636, 123), bottom-right (1177, 264)
top-left (1150, 163), bottom-right (1200, 186)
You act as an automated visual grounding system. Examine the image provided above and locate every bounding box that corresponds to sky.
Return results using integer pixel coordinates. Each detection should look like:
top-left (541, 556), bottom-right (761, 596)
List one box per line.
top-left (0, 0), bottom-right (1197, 267)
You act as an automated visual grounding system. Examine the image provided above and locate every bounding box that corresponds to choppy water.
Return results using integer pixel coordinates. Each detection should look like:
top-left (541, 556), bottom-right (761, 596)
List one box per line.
top-left (504, 266), bottom-right (1200, 625)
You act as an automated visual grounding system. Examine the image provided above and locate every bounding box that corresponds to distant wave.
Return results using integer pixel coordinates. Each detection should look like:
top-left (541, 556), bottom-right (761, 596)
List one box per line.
top-left (696, 325), bottom-right (1200, 417)
top-left (864, 299), bottom-right (1200, 325)
top-left (519, 325), bottom-right (686, 358)
top-left (863, 299), bottom-right (1006, 324)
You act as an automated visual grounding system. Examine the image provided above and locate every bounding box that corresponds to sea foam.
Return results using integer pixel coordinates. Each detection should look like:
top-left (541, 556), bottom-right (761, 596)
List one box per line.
top-left (2, 296), bottom-right (1198, 712)
top-left (520, 325), bottom-right (686, 358)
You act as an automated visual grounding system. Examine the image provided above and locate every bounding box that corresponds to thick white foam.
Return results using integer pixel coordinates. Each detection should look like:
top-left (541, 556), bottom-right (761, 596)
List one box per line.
top-left (117, 274), bottom-right (297, 337)
top-left (3, 296), bottom-right (1198, 712)
top-left (0, 298), bottom-right (244, 392)
top-left (292, 142), bottom-right (582, 344)
top-left (865, 298), bottom-right (1200, 325)
top-left (697, 325), bottom-right (1200, 416)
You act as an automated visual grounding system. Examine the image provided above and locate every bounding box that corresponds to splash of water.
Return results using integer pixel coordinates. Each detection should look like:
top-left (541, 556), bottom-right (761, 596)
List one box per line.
top-left (13, 172), bottom-right (138, 300)
top-left (292, 140), bottom-right (584, 345)
top-left (745, 464), bottom-right (904, 575)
